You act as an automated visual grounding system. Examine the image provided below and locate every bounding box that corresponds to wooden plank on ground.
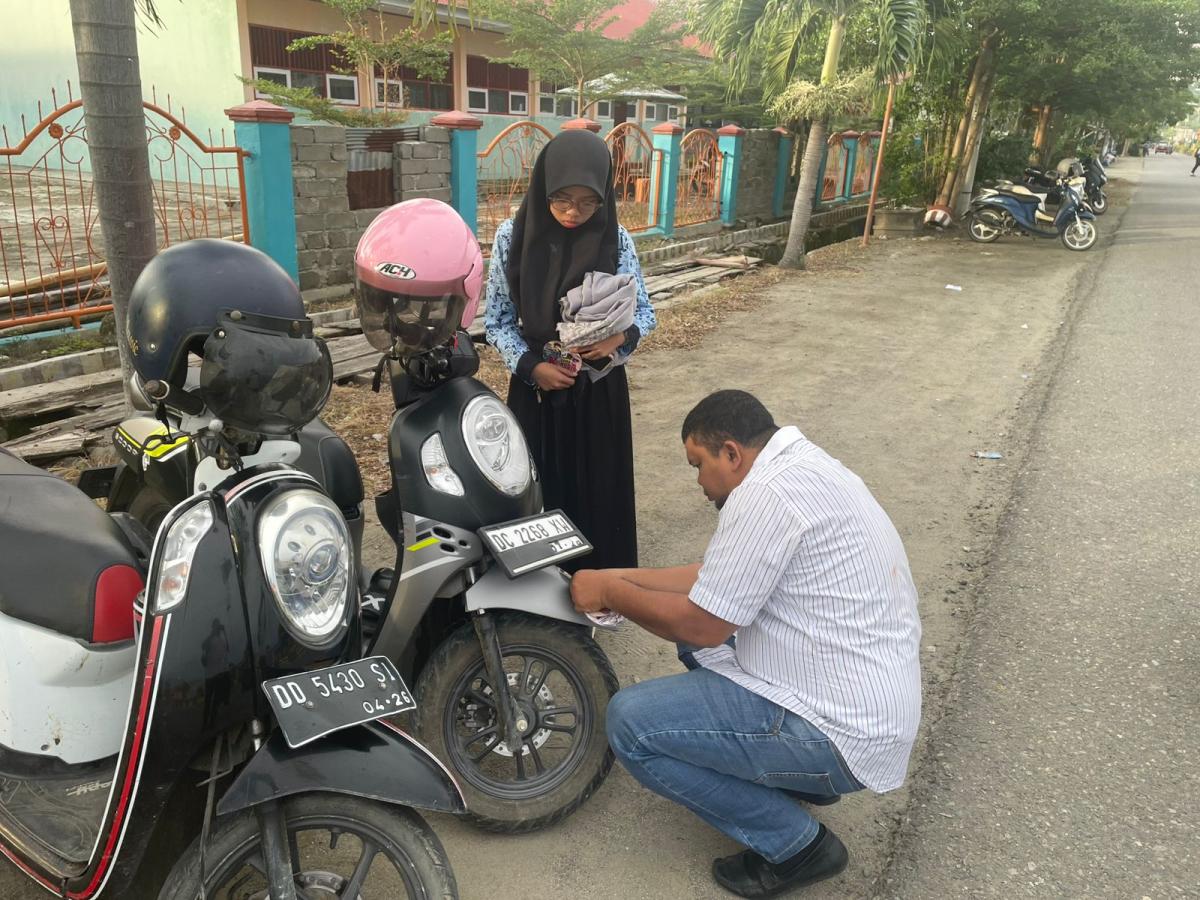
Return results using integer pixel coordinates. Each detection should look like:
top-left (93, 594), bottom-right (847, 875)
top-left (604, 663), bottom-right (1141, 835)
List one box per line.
top-left (691, 255), bottom-right (762, 269)
top-left (0, 369), bottom-right (123, 422)
top-left (4, 430), bottom-right (88, 462)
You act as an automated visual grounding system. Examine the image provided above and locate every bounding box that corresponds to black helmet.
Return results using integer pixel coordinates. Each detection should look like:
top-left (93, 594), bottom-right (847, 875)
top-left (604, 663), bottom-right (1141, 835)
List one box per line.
top-left (127, 240), bottom-right (332, 435)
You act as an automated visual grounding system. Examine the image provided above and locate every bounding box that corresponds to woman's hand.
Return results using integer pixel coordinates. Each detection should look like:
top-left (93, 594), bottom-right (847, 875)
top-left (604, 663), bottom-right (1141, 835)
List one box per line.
top-left (576, 333), bottom-right (625, 361)
top-left (533, 362), bottom-right (576, 391)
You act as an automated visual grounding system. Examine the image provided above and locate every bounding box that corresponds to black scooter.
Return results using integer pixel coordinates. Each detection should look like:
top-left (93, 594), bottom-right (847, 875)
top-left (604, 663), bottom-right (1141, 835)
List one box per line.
top-left (0, 426), bottom-right (463, 896)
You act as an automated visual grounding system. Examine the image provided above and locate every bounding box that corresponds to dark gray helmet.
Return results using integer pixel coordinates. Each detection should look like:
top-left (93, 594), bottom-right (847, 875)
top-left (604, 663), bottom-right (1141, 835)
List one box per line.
top-left (127, 239), bottom-right (306, 385)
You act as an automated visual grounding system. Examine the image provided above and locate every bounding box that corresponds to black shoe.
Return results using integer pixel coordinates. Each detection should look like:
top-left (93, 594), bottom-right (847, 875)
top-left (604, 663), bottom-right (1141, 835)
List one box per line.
top-left (782, 789), bottom-right (841, 806)
top-left (712, 825), bottom-right (848, 898)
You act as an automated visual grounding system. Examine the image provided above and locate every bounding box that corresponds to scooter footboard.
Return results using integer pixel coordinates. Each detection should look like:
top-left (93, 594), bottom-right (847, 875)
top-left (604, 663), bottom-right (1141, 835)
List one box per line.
top-left (217, 721), bottom-right (465, 816)
top-left (463, 564), bottom-right (593, 627)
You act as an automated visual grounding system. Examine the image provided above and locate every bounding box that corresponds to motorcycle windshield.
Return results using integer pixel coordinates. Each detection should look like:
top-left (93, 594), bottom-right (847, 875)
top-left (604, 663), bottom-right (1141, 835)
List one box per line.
top-left (200, 323), bottom-right (333, 435)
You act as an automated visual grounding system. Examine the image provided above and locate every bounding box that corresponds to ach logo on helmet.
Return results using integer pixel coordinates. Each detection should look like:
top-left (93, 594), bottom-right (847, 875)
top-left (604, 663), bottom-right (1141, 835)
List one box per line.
top-left (377, 262), bottom-right (416, 280)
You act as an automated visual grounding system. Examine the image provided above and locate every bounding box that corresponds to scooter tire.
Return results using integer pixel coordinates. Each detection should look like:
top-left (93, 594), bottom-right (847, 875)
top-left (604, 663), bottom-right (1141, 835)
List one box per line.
top-left (1061, 219), bottom-right (1098, 251)
top-left (156, 793), bottom-right (457, 899)
top-left (126, 486), bottom-right (174, 534)
top-left (414, 612), bottom-right (619, 834)
top-left (1090, 192), bottom-right (1108, 215)
top-left (967, 210), bottom-right (1004, 243)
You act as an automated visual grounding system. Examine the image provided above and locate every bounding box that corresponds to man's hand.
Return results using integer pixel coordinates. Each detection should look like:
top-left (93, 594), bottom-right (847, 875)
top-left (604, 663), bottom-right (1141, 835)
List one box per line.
top-left (575, 333), bottom-right (625, 361)
top-left (569, 569), bottom-right (611, 614)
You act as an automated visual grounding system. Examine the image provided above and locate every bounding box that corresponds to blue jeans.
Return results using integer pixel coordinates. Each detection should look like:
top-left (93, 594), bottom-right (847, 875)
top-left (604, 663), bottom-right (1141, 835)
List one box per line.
top-left (606, 663), bottom-right (864, 863)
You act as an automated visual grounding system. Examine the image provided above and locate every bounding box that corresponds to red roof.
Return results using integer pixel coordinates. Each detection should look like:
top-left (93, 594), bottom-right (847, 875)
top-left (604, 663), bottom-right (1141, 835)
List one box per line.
top-left (601, 0), bottom-right (705, 52)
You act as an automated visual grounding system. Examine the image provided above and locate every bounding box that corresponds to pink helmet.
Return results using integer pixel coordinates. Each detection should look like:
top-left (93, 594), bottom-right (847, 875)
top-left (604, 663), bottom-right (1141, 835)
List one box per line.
top-left (354, 198), bottom-right (483, 354)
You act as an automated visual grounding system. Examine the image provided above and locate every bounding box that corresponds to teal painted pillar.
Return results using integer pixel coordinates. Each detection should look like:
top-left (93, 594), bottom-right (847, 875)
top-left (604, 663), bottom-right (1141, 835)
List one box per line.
top-left (813, 139), bottom-right (830, 210)
top-left (650, 123), bottom-right (683, 236)
top-left (717, 124), bottom-right (745, 226)
top-left (432, 110), bottom-right (484, 235)
top-left (842, 133), bottom-right (860, 200)
top-left (226, 100), bottom-right (298, 281)
top-left (772, 126), bottom-right (793, 219)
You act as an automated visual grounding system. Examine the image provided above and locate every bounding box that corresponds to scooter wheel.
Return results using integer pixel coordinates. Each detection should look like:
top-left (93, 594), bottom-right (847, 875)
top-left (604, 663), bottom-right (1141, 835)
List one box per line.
top-left (968, 209), bottom-right (1004, 243)
top-left (414, 612), bottom-right (619, 833)
top-left (1061, 220), bottom-right (1098, 251)
top-left (157, 794), bottom-right (457, 899)
top-left (1090, 192), bottom-right (1108, 215)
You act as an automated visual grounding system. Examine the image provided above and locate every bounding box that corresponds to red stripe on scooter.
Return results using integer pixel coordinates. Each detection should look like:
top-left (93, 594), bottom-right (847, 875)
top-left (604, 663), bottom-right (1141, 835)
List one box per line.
top-left (70, 615), bottom-right (166, 898)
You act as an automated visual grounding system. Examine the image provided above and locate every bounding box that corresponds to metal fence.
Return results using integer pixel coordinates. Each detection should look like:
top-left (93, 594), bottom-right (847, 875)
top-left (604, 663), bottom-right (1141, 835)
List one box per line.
top-left (0, 86), bottom-right (247, 330)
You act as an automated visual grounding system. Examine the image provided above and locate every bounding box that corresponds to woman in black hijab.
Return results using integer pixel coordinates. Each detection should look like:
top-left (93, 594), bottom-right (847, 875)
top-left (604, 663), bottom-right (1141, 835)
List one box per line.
top-left (484, 129), bottom-right (657, 570)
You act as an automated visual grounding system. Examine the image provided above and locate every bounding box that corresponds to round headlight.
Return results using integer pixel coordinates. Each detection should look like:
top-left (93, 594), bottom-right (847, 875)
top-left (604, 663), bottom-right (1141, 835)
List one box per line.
top-left (257, 489), bottom-right (352, 647)
top-left (461, 395), bottom-right (531, 497)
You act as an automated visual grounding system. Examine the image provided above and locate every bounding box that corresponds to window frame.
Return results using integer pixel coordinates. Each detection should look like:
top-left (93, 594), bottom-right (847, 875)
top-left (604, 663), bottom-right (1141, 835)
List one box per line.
top-left (596, 100), bottom-right (612, 119)
top-left (326, 73), bottom-right (359, 106)
top-left (538, 94), bottom-right (556, 115)
top-left (253, 66), bottom-right (291, 99)
top-left (667, 105), bottom-right (680, 121)
top-left (375, 77), bottom-right (403, 108)
top-left (509, 91), bottom-right (529, 115)
top-left (467, 88), bottom-right (488, 112)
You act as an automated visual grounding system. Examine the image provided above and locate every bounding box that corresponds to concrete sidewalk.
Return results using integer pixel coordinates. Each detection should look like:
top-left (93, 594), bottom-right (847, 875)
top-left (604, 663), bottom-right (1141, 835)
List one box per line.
top-left (881, 159), bottom-right (1197, 897)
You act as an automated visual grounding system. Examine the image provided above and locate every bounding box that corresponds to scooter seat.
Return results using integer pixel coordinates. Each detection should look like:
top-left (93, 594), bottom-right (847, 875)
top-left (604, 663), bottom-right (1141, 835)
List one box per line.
top-left (0, 448), bottom-right (143, 643)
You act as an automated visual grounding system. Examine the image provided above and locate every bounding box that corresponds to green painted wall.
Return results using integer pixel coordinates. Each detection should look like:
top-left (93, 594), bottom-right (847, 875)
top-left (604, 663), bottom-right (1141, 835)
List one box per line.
top-left (0, 0), bottom-right (244, 156)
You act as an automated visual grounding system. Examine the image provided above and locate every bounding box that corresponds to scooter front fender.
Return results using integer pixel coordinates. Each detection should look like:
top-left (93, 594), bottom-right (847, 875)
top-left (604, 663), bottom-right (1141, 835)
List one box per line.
top-left (464, 564), bottom-right (594, 627)
top-left (217, 721), bottom-right (466, 817)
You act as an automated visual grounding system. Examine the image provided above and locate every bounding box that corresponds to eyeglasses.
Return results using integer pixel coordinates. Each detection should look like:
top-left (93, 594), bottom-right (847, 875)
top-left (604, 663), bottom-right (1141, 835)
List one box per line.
top-left (549, 195), bottom-right (603, 215)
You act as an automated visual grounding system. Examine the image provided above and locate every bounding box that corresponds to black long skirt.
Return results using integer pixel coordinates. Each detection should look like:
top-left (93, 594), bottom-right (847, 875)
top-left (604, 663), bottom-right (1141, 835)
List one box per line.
top-left (506, 367), bottom-right (638, 572)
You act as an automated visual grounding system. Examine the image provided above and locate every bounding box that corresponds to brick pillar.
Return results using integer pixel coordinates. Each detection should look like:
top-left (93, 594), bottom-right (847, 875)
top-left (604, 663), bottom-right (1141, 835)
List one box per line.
top-left (431, 110), bottom-right (484, 234)
top-left (226, 100), bottom-right (298, 280)
top-left (717, 124), bottom-right (746, 226)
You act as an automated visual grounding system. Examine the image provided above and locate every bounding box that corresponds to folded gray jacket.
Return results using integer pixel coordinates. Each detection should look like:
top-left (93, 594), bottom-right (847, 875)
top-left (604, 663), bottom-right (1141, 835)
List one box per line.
top-left (556, 271), bottom-right (638, 350)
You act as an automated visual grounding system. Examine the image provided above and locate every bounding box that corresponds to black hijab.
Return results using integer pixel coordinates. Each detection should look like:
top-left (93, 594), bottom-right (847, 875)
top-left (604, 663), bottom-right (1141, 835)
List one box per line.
top-left (506, 130), bottom-right (620, 346)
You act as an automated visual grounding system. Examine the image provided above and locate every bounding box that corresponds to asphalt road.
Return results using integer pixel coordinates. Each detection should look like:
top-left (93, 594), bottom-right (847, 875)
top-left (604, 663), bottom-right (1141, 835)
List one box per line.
top-left (881, 156), bottom-right (1200, 897)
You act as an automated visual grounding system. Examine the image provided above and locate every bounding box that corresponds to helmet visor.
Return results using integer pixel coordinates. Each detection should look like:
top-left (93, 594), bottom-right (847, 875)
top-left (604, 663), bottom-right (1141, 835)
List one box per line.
top-left (358, 282), bottom-right (467, 354)
top-left (199, 322), bottom-right (332, 435)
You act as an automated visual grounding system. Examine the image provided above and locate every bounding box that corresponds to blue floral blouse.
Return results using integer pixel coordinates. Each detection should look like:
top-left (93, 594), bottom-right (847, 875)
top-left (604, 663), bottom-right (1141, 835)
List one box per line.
top-left (484, 218), bottom-right (657, 384)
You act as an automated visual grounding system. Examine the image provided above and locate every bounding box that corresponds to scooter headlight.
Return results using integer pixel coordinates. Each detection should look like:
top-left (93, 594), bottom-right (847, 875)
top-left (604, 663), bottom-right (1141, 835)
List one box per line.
top-left (153, 501), bottom-right (214, 613)
top-left (258, 489), bottom-right (352, 647)
top-left (461, 395), bottom-right (531, 496)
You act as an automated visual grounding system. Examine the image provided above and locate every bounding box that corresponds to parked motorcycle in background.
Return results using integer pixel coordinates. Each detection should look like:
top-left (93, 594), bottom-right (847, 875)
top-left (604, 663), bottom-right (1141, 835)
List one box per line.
top-left (967, 173), bottom-right (1098, 250)
top-left (1, 240), bottom-right (465, 899)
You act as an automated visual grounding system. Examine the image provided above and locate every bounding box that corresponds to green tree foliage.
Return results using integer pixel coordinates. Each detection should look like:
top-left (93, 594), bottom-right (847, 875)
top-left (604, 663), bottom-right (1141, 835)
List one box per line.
top-left (244, 0), bottom-right (451, 126)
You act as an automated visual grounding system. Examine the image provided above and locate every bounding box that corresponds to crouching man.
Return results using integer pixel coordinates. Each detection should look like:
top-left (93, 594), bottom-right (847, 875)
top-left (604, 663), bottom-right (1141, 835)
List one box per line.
top-left (570, 390), bottom-right (922, 898)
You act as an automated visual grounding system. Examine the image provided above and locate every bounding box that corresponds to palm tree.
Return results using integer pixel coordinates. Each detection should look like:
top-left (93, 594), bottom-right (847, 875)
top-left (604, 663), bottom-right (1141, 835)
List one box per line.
top-left (67, 0), bottom-right (162, 400)
top-left (695, 0), bottom-right (927, 269)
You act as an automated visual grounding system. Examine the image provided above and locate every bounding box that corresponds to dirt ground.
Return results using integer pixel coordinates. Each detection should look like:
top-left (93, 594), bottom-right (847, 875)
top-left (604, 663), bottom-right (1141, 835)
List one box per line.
top-left (335, 184), bottom-right (1127, 898)
top-left (0, 175), bottom-right (1132, 899)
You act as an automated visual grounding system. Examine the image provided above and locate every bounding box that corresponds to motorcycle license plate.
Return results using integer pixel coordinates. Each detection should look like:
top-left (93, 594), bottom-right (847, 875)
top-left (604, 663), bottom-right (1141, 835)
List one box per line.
top-left (262, 656), bottom-right (416, 749)
top-left (479, 510), bottom-right (592, 578)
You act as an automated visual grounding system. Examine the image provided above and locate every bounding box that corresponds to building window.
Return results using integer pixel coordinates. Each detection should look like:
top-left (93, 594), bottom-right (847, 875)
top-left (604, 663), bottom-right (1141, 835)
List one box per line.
top-left (373, 59), bottom-right (454, 111)
top-left (327, 74), bottom-right (359, 105)
top-left (596, 100), bottom-right (611, 119)
top-left (253, 66), bottom-right (290, 98)
top-left (376, 79), bottom-right (403, 107)
top-left (468, 55), bottom-right (530, 116)
top-left (291, 71), bottom-right (325, 95)
top-left (642, 101), bottom-right (658, 121)
top-left (667, 105), bottom-right (679, 121)
top-left (557, 97), bottom-right (578, 118)
top-left (539, 94), bottom-right (556, 115)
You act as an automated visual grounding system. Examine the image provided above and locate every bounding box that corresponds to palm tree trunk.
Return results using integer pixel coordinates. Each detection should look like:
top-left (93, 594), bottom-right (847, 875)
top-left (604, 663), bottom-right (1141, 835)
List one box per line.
top-left (948, 57), bottom-right (997, 208)
top-left (69, 0), bottom-right (156, 406)
top-left (778, 118), bottom-right (827, 269)
top-left (778, 14), bottom-right (846, 270)
top-left (936, 34), bottom-right (996, 208)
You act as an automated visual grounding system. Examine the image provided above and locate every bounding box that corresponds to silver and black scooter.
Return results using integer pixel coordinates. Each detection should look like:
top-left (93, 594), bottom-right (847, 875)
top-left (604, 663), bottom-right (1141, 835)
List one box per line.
top-left (359, 327), bottom-right (619, 834)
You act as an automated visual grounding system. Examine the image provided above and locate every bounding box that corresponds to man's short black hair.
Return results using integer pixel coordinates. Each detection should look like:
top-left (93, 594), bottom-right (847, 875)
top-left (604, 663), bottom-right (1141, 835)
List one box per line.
top-left (681, 390), bottom-right (778, 454)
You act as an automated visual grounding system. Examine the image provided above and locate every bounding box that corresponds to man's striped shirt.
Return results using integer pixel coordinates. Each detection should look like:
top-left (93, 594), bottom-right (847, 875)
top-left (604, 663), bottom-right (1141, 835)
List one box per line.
top-left (690, 426), bottom-right (922, 792)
